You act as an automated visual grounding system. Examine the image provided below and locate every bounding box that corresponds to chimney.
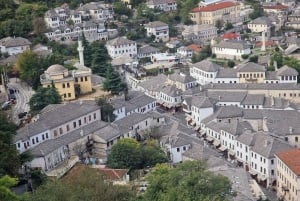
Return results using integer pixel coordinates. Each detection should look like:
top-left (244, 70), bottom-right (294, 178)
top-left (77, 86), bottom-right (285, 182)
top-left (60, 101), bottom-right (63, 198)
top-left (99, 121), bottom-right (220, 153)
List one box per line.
top-left (289, 126), bottom-right (293, 134)
top-left (218, 95), bottom-right (221, 102)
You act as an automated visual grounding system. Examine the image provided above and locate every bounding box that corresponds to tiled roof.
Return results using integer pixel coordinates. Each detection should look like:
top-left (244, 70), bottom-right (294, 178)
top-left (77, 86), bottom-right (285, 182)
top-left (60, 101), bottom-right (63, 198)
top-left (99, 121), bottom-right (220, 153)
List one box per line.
top-left (168, 73), bottom-right (196, 84)
top-left (237, 62), bottom-right (265, 72)
top-left (106, 37), bottom-right (135, 46)
top-left (187, 44), bottom-right (202, 53)
top-left (276, 65), bottom-right (298, 76)
top-left (241, 94), bottom-right (265, 105)
top-left (98, 168), bottom-right (129, 181)
top-left (222, 32), bottom-right (240, 40)
top-left (145, 21), bottom-right (168, 28)
top-left (192, 59), bottom-right (221, 72)
top-left (0, 37), bottom-right (31, 48)
top-left (214, 40), bottom-right (249, 50)
top-left (263, 5), bottom-right (289, 10)
top-left (276, 149), bottom-right (300, 176)
top-left (191, 1), bottom-right (239, 12)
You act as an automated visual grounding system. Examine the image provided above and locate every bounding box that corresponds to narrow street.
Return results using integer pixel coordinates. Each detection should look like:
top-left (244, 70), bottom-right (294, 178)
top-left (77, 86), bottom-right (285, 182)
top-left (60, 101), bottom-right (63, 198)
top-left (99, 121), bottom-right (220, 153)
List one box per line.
top-left (7, 78), bottom-right (34, 124)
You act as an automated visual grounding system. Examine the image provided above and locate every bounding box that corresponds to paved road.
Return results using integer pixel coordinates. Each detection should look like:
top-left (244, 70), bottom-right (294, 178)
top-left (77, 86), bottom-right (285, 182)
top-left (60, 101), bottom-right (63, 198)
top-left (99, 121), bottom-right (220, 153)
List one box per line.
top-left (7, 78), bottom-right (34, 124)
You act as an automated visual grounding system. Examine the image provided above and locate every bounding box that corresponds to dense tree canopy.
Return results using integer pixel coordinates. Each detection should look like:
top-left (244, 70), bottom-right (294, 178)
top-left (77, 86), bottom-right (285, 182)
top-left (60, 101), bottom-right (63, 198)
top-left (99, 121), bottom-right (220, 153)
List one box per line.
top-left (0, 175), bottom-right (19, 201)
top-left (29, 86), bottom-right (62, 112)
top-left (103, 64), bottom-right (128, 95)
top-left (142, 161), bottom-right (233, 201)
top-left (22, 168), bottom-right (135, 201)
top-left (96, 97), bottom-right (116, 122)
top-left (91, 42), bottom-right (111, 76)
top-left (0, 112), bottom-right (19, 177)
top-left (107, 139), bottom-right (168, 169)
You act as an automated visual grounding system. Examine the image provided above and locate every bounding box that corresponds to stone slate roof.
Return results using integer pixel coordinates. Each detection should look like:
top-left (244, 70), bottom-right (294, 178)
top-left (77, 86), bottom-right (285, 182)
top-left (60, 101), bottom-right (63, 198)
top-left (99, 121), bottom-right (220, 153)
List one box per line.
top-left (0, 37), bottom-right (31, 48)
top-left (250, 16), bottom-right (273, 26)
top-left (213, 40), bottom-right (249, 50)
top-left (204, 83), bottom-right (300, 90)
top-left (138, 74), bottom-right (167, 91)
top-left (168, 73), bottom-right (196, 84)
top-left (237, 62), bottom-right (265, 72)
top-left (125, 94), bottom-right (156, 113)
top-left (145, 21), bottom-right (168, 28)
top-left (236, 130), bottom-right (257, 146)
top-left (263, 97), bottom-right (291, 109)
top-left (76, 2), bottom-right (111, 11)
top-left (207, 91), bottom-right (247, 103)
top-left (191, 96), bottom-right (213, 108)
top-left (220, 121), bottom-right (253, 136)
top-left (160, 85), bottom-right (182, 97)
top-left (276, 65), bottom-right (298, 76)
top-left (265, 71), bottom-right (278, 80)
top-left (251, 132), bottom-right (293, 159)
top-left (192, 60), bottom-right (221, 72)
top-left (15, 102), bottom-right (100, 142)
top-left (241, 94), bottom-right (265, 105)
top-left (107, 37), bottom-right (135, 46)
top-left (30, 120), bottom-right (108, 157)
top-left (216, 106), bottom-right (243, 119)
top-left (216, 68), bottom-right (237, 78)
top-left (138, 45), bottom-right (159, 55)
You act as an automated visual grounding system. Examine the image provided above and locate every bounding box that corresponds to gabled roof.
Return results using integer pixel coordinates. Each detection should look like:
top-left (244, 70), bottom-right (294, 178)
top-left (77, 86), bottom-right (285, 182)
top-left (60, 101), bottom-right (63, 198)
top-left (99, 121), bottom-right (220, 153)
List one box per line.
top-left (237, 62), bottom-right (265, 72)
top-left (276, 65), bottom-right (298, 76)
top-left (187, 44), bottom-right (202, 53)
top-left (216, 68), bottom-right (237, 78)
top-left (145, 21), bottom-right (168, 28)
top-left (213, 40), bottom-right (249, 50)
top-left (160, 85), bottom-right (182, 97)
top-left (241, 94), bottom-right (265, 105)
top-left (138, 74), bottom-right (167, 91)
top-left (222, 32), bottom-right (240, 40)
top-left (168, 73), bottom-right (196, 84)
top-left (0, 37), bottom-right (31, 48)
top-left (191, 1), bottom-right (239, 13)
top-left (106, 37), bottom-right (135, 46)
top-left (249, 16), bottom-right (273, 26)
top-left (220, 121), bottom-right (253, 136)
top-left (192, 60), bottom-right (221, 72)
top-left (191, 96), bottom-right (213, 108)
top-left (207, 91), bottom-right (247, 102)
top-left (276, 149), bottom-right (300, 176)
top-left (138, 45), bottom-right (159, 55)
top-left (98, 168), bottom-right (129, 181)
top-left (263, 5), bottom-right (288, 10)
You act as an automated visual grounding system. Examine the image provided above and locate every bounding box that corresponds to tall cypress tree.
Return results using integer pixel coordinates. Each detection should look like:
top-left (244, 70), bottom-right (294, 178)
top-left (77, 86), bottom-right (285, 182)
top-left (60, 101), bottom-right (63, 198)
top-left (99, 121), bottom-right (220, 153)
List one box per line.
top-left (103, 64), bottom-right (126, 95)
top-left (81, 33), bottom-right (92, 67)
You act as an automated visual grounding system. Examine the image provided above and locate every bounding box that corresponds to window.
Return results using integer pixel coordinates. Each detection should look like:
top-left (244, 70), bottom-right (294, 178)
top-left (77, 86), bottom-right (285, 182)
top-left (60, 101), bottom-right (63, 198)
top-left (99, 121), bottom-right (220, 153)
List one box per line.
top-left (89, 115), bottom-right (91, 121)
top-left (285, 137), bottom-right (288, 142)
top-left (183, 146), bottom-right (186, 151)
top-left (67, 83), bottom-right (70, 88)
top-left (271, 169), bottom-right (274, 175)
top-left (42, 134), bottom-right (45, 140)
top-left (59, 127), bottom-right (63, 135)
top-left (36, 137), bottom-right (39, 143)
top-left (32, 138), bottom-right (35, 144)
top-left (73, 122), bottom-right (76, 128)
top-left (81, 77), bottom-right (83, 82)
top-left (64, 94), bottom-right (67, 98)
top-left (271, 159), bottom-right (274, 165)
top-left (62, 83), bottom-right (65, 88)
top-left (296, 137), bottom-right (298, 142)
top-left (85, 76), bottom-right (88, 81)
top-left (46, 133), bottom-right (49, 139)
top-left (17, 143), bottom-right (20, 148)
top-left (177, 148), bottom-right (180, 152)
top-left (84, 117), bottom-right (87, 124)
top-left (75, 77), bottom-right (78, 82)
top-left (79, 119), bottom-right (82, 126)
top-left (66, 125), bottom-right (70, 131)
top-left (93, 113), bottom-right (96, 119)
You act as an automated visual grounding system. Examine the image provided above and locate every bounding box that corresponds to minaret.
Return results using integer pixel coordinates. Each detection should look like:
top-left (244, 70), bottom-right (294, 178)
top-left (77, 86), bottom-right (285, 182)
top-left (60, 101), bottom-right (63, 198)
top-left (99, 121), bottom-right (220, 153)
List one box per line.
top-left (77, 37), bottom-right (84, 67)
top-left (261, 31), bottom-right (266, 52)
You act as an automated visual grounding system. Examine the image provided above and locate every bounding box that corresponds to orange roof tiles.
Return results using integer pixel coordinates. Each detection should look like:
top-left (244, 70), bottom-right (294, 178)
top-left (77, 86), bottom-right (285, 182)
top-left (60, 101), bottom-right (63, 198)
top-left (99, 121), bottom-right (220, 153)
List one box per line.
top-left (187, 44), bottom-right (202, 53)
top-left (222, 32), bottom-right (240, 40)
top-left (255, 40), bottom-right (275, 47)
top-left (191, 1), bottom-right (239, 13)
top-left (98, 168), bottom-right (129, 181)
top-left (276, 149), bottom-right (300, 176)
top-left (263, 5), bottom-right (289, 10)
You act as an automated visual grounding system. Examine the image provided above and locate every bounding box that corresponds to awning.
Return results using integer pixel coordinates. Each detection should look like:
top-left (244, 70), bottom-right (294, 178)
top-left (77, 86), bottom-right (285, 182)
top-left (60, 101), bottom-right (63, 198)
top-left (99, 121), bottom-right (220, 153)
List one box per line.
top-left (200, 130), bottom-right (206, 136)
top-left (249, 170), bottom-right (258, 176)
top-left (228, 150), bottom-right (235, 156)
top-left (213, 140), bottom-right (221, 147)
top-left (185, 116), bottom-right (192, 121)
top-left (206, 136), bottom-right (214, 142)
top-left (194, 125), bottom-right (200, 131)
top-left (190, 121), bottom-right (196, 126)
top-left (258, 174), bottom-right (267, 181)
top-left (218, 146), bottom-right (227, 152)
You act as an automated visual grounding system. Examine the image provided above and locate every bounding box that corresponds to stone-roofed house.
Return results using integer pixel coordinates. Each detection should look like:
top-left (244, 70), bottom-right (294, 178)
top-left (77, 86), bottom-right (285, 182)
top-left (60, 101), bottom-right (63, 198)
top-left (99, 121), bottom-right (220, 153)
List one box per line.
top-left (248, 16), bottom-right (275, 37)
top-left (275, 65), bottom-right (298, 83)
top-left (76, 2), bottom-right (114, 22)
top-left (177, 46), bottom-right (193, 59)
top-left (166, 72), bottom-right (197, 91)
top-left (137, 45), bottom-right (159, 58)
top-left (146, 0), bottom-right (177, 12)
top-left (212, 40), bottom-right (251, 60)
top-left (215, 68), bottom-right (239, 84)
top-left (241, 94), bottom-right (265, 109)
top-left (0, 37), bottom-right (31, 55)
top-left (188, 96), bottom-right (214, 127)
top-left (145, 21), bottom-right (169, 42)
top-left (182, 24), bottom-right (217, 41)
top-left (189, 59), bottom-right (221, 85)
top-left (236, 62), bottom-right (266, 83)
top-left (156, 85), bottom-right (183, 110)
top-left (106, 37), bottom-right (137, 58)
top-left (207, 91), bottom-right (247, 107)
top-left (137, 74), bottom-right (168, 98)
top-left (276, 149), bottom-right (300, 201)
top-left (14, 101), bottom-right (101, 153)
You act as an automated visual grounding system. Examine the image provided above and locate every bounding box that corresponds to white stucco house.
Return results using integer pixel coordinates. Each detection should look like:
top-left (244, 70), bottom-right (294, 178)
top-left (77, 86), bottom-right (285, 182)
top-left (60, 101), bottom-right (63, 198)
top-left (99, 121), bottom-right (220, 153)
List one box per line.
top-left (0, 37), bottom-right (31, 56)
top-left (145, 21), bottom-right (169, 42)
top-left (212, 40), bottom-right (251, 60)
top-left (189, 60), bottom-right (221, 85)
top-left (106, 37), bottom-right (137, 58)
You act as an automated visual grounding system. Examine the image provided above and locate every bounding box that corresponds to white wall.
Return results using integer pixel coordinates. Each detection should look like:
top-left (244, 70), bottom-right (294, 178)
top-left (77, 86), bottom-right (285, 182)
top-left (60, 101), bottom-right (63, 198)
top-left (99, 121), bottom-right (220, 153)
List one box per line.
top-left (106, 42), bottom-right (137, 58)
top-left (192, 107), bottom-right (214, 126)
top-left (190, 67), bottom-right (218, 85)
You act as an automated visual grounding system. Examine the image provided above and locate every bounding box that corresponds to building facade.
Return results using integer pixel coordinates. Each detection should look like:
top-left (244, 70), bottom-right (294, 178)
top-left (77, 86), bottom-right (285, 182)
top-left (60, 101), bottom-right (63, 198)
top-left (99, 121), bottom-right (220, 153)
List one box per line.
top-left (145, 21), bottom-right (169, 42)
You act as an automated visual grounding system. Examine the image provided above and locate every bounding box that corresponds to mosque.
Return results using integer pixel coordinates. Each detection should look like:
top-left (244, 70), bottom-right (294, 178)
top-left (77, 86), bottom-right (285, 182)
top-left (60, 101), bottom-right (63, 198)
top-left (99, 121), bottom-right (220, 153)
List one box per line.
top-left (40, 39), bottom-right (92, 101)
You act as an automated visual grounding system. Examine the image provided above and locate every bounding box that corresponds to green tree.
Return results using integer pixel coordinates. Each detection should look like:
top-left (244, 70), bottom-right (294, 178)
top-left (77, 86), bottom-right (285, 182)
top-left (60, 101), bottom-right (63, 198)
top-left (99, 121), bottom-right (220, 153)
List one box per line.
top-left (91, 42), bottom-right (111, 76)
top-left (0, 175), bottom-right (19, 201)
top-left (227, 60), bottom-right (235, 68)
top-left (225, 22), bottom-right (233, 30)
top-left (29, 86), bottom-right (62, 112)
top-left (103, 64), bottom-right (127, 95)
top-left (178, 0), bottom-right (200, 24)
top-left (249, 4), bottom-right (264, 20)
top-left (249, 55), bottom-right (258, 63)
top-left (96, 97), bottom-right (116, 122)
top-left (113, 2), bottom-right (133, 17)
top-left (215, 19), bottom-right (224, 30)
top-left (23, 168), bottom-right (135, 201)
top-left (82, 33), bottom-right (92, 67)
top-left (142, 161), bottom-right (232, 201)
top-left (0, 112), bottom-right (20, 176)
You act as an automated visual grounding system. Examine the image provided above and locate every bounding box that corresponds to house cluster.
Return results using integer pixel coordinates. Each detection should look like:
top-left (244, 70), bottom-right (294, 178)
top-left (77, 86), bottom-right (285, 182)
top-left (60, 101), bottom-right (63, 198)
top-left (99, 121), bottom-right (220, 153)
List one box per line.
top-left (44, 2), bottom-right (117, 42)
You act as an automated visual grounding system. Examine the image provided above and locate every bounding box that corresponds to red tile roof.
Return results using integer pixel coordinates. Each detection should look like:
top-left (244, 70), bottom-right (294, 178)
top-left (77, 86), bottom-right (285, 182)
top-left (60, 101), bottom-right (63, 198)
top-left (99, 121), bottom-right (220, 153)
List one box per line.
top-left (98, 168), bottom-right (129, 181)
top-left (276, 149), bottom-right (300, 176)
top-left (222, 32), bottom-right (240, 40)
top-left (263, 5), bottom-right (289, 10)
top-left (255, 40), bottom-right (275, 47)
top-left (191, 2), bottom-right (239, 13)
top-left (187, 44), bottom-right (202, 53)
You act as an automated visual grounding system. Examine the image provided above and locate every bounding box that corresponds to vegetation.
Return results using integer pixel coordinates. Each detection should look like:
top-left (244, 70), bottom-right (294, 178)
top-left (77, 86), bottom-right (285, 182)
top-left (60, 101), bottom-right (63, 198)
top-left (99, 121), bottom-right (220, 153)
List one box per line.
top-left (142, 161), bottom-right (233, 201)
top-left (107, 138), bottom-right (168, 170)
top-left (113, 2), bottom-right (133, 18)
top-left (249, 55), bottom-right (258, 63)
top-left (22, 168), bottom-right (136, 201)
top-left (227, 60), bottom-right (235, 68)
top-left (0, 112), bottom-right (19, 177)
top-left (96, 97), bottom-right (116, 122)
top-left (29, 86), bottom-right (62, 112)
top-left (178, 0), bottom-right (200, 24)
top-left (0, 175), bottom-right (19, 201)
top-left (191, 45), bottom-right (212, 63)
top-left (91, 42), bottom-right (111, 77)
top-left (103, 64), bottom-right (128, 95)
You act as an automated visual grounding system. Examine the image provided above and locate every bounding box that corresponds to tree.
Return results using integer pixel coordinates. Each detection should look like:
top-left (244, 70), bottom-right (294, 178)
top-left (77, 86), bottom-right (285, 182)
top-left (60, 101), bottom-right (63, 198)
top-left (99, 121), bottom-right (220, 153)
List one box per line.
top-left (107, 138), bottom-right (168, 170)
top-left (249, 4), bottom-right (264, 20)
top-left (0, 112), bottom-right (20, 177)
top-left (249, 55), bottom-right (258, 63)
top-left (215, 19), bottom-right (224, 30)
top-left (103, 64), bottom-right (127, 95)
top-left (22, 168), bottom-right (135, 201)
top-left (178, 0), bottom-right (200, 25)
top-left (32, 17), bottom-right (47, 35)
top-left (90, 42), bottom-right (111, 76)
top-left (141, 161), bottom-right (232, 201)
top-left (82, 33), bottom-right (92, 67)
top-left (107, 138), bottom-right (142, 169)
top-left (96, 97), bottom-right (116, 122)
top-left (227, 60), bottom-right (235, 68)
top-left (113, 2), bottom-right (133, 17)
top-left (224, 22), bottom-right (233, 30)
top-left (29, 86), bottom-right (62, 112)
top-left (0, 175), bottom-right (19, 201)
top-left (241, 54), bottom-right (249, 60)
